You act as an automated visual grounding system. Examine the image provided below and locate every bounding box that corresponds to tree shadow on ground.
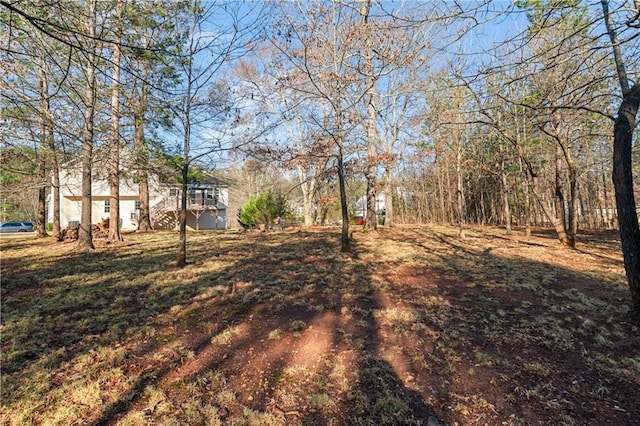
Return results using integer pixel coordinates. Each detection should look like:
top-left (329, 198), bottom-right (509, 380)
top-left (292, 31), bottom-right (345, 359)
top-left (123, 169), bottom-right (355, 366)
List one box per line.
top-left (330, 265), bottom-right (438, 425)
top-left (2, 230), bottom-right (441, 425)
top-left (2, 227), bottom-right (638, 425)
top-left (373, 226), bottom-right (638, 425)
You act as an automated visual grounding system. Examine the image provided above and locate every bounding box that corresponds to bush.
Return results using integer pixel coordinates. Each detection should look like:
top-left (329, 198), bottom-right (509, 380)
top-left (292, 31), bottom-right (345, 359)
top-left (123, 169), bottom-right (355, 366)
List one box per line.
top-left (239, 190), bottom-right (292, 229)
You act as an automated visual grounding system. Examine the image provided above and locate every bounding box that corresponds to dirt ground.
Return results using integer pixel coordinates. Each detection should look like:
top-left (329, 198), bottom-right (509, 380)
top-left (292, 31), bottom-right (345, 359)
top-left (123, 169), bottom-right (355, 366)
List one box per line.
top-left (1, 225), bottom-right (639, 425)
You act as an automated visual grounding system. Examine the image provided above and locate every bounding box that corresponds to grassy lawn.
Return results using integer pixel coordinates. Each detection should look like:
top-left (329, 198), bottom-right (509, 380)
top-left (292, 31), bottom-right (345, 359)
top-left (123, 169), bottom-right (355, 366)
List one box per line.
top-left (1, 225), bottom-right (639, 425)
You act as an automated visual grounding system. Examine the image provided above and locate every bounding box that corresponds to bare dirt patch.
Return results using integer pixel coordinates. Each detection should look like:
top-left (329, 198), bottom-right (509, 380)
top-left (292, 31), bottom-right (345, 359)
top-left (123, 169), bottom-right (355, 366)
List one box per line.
top-left (1, 226), bottom-right (638, 425)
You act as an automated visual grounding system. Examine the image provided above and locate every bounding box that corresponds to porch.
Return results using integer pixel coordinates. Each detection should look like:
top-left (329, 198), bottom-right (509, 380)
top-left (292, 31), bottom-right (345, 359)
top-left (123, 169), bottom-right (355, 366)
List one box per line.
top-left (149, 186), bottom-right (225, 230)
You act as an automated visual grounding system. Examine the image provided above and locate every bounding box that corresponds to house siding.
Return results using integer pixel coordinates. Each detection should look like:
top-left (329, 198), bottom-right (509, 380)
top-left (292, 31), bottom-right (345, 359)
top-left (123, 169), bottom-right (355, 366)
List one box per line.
top-left (50, 166), bottom-right (228, 231)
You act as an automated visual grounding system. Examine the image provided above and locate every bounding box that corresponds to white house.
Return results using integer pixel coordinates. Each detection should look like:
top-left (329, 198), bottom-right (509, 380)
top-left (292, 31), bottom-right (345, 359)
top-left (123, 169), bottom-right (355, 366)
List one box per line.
top-left (149, 181), bottom-right (229, 230)
top-left (354, 192), bottom-right (387, 220)
top-left (49, 160), bottom-right (229, 231)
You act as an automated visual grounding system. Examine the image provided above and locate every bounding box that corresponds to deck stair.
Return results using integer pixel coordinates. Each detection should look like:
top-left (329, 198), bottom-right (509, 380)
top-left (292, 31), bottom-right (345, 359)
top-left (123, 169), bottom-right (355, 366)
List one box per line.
top-left (150, 196), bottom-right (219, 230)
top-left (150, 198), bottom-right (178, 230)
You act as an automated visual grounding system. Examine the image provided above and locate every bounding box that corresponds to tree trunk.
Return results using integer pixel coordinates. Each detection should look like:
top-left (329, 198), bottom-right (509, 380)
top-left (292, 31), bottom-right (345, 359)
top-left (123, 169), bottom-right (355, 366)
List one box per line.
top-left (500, 142), bottom-right (511, 233)
top-left (37, 186), bottom-right (47, 237)
top-left (177, 16), bottom-right (194, 268)
top-left (138, 177), bottom-right (152, 232)
top-left (531, 174), bottom-right (570, 246)
top-left (612, 83), bottom-right (640, 320)
top-left (78, 98), bottom-right (95, 250)
top-left (134, 113), bottom-right (151, 232)
top-left (515, 141), bottom-right (571, 245)
top-left (595, 181), bottom-right (606, 228)
top-left (107, 0), bottom-right (123, 243)
top-left (602, 170), bottom-right (614, 228)
top-left (554, 143), bottom-right (566, 233)
top-left (383, 166), bottom-right (394, 227)
top-left (302, 195), bottom-right (314, 226)
top-left (51, 141), bottom-right (61, 239)
top-left (77, 0), bottom-right (96, 251)
top-left (365, 163), bottom-right (377, 229)
top-left (456, 143), bottom-right (465, 239)
top-left (521, 158), bottom-right (531, 237)
top-left (177, 174), bottom-right (188, 267)
top-left (446, 163), bottom-right (453, 225)
top-left (297, 164), bottom-right (316, 226)
top-left (362, 0), bottom-right (377, 231)
top-left (36, 65), bottom-right (48, 238)
top-left (178, 86), bottom-right (191, 267)
top-left (436, 152), bottom-right (446, 223)
top-left (43, 71), bottom-right (60, 238)
top-left (332, 87), bottom-right (350, 251)
top-left (134, 64), bottom-right (152, 232)
top-left (567, 158), bottom-right (578, 247)
top-left (600, 0), bottom-right (640, 319)
top-left (35, 42), bottom-right (54, 239)
top-left (337, 146), bottom-right (351, 252)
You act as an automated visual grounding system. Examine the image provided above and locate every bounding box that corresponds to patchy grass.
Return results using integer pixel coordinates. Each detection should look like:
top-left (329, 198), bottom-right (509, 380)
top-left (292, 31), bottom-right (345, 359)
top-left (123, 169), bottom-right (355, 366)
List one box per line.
top-left (1, 226), bottom-right (639, 425)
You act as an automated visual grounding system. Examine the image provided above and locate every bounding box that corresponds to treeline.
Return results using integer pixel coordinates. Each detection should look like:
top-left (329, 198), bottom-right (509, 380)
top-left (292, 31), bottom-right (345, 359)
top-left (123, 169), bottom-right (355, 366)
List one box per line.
top-left (2, 0), bottom-right (639, 315)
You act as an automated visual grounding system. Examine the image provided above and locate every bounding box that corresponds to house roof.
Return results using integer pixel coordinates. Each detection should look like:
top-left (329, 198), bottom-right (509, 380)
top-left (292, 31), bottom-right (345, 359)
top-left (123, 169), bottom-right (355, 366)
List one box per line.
top-left (159, 172), bottom-right (230, 189)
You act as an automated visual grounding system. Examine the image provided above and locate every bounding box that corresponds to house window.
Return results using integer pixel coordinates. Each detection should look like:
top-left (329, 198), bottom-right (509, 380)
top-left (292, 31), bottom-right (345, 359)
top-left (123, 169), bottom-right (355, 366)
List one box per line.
top-left (104, 199), bottom-right (110, 213)
top-left (204, 188), bottom-right (215, 205)
top-left (169, 188), bottom-right (178, 197)
top-left (134, 200), bottom-right (141, 210)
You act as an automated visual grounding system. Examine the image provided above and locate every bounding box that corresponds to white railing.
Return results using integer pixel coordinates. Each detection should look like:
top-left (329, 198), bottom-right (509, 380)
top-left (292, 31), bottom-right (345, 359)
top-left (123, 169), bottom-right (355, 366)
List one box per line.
top-left (149, 196), bottom-right (220, 229)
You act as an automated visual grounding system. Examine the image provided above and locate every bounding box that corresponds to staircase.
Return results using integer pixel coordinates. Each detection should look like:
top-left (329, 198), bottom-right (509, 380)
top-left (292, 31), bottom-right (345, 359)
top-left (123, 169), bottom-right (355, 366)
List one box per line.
top-left (150, 198), bottom-right (178, 230)
top-left (149, 195), bottom-right (221, 230)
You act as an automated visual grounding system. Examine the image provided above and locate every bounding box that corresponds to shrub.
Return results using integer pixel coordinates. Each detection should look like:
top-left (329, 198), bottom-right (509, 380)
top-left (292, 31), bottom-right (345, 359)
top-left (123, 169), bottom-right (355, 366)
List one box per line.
top-left (239, 190), bottom-right (291, 229)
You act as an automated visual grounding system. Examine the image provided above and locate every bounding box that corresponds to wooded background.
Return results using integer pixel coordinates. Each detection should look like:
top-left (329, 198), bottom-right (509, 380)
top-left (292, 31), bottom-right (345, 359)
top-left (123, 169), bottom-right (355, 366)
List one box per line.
top-left (1, 0), bottom-right (638, 267)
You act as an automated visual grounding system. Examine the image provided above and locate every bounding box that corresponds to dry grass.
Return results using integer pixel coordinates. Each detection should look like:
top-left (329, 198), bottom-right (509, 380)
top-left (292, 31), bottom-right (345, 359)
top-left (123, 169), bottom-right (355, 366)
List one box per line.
top-left (1, 225), bottom-right (639, 425)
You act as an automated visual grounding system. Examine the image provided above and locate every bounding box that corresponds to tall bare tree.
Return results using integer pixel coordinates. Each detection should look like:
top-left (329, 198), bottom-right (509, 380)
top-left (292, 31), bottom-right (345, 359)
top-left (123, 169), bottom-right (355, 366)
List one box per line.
top-left (77, 0), bottom-right (98, 250)
top-left (35, 43), bottom-right (53, 239)
top-left (359, 0), bottom-right (378, 230)
top-left (235, 54), bottom-right (327, 227)
top-left (1, 4), bottom-right (69, 238)
top-left (172, 0), bottom-right (262, 267)
top-left (601, 0), bottom-right (640, 320)
top-left (270, 1), bottom-right (370, 251)
top-left (107, 0), bottom-right (124, 243)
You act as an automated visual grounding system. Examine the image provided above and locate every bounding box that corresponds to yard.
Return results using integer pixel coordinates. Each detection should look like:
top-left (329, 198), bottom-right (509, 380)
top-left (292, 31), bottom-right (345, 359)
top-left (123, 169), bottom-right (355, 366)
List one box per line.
top-left (1, 226), bottom-right (639, 425)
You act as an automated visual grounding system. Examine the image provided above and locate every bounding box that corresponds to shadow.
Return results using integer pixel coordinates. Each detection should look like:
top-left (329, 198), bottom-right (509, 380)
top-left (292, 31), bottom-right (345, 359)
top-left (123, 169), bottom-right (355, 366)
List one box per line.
top-left (2, 226), bottom-right (638, 425)
top-left (328, 260), bottom-right (438, 425)
top-left (1, 236), bottom-right (179, 375)
top-left (373, 226), bottom-right (638, 425)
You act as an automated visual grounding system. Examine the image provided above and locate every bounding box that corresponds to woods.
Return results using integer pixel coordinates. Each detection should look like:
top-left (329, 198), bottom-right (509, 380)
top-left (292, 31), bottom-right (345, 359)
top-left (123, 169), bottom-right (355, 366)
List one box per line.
top-left (3, 2), bottom-right (640, 425)
top-left (1, 1), bottom-right (639, 313)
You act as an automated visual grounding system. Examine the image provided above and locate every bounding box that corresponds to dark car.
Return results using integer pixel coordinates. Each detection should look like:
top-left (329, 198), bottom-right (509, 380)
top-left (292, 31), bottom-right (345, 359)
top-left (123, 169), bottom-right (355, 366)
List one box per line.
top-left (0, 221), bottom-right (34, 233)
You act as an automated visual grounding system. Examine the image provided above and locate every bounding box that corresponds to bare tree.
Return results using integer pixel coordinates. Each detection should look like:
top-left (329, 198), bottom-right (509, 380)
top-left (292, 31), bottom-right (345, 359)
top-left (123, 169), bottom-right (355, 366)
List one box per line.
top-left (118, 1), bottom-right (184, 233)
top-left (107, 0), bottom-right (123, 243)
top-left (1, 5), bottom-right (70, 238)
top-left (270, 1), bottom-right (371, 251)
top-left (34, 43), bottom-right (52, 238)
top-left (493, 0), bottom-right (640, 314)
top-left (235, 54), bottom-right (328, 227)
top-left (359, 0), bottom-right (378, 230)
top-left (171, 0), bottom-right (262, 267)
top-left (376, 60), bottom-right (430, 227)
top-left (601, 0), bottom-right (640, 320)
top-left (77, 0), bottom-right (98, 250)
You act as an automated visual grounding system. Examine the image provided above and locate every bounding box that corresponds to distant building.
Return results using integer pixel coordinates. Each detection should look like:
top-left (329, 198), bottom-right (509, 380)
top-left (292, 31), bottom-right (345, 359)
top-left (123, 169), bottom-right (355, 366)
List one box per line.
top-left (354, 192), bottom-right (386, 220)
top-left (50, 158), bottom-right (229, 231)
